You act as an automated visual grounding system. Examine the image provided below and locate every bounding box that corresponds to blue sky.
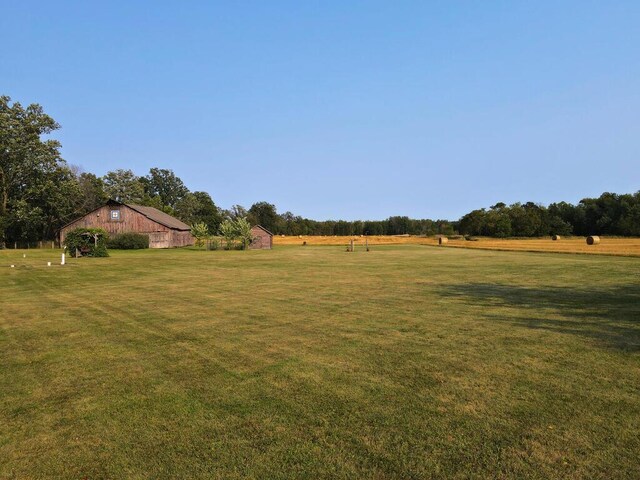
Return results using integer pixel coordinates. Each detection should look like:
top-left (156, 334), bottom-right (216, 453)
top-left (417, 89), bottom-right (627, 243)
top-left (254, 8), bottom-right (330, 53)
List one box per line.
top-left (2, 1), bottom-right (638, 220)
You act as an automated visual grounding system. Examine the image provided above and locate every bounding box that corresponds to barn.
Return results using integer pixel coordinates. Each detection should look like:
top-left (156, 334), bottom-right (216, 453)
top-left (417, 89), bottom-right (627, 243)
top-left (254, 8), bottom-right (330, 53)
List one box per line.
top-left (59, 200), bottom-right (194, 248)
top-left (250, 225), bottom-right (273, 250)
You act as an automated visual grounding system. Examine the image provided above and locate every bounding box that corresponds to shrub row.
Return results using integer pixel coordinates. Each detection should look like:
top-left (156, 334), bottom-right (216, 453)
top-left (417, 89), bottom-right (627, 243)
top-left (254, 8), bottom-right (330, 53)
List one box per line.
top-left (107, 232), bottom-right (149, 249)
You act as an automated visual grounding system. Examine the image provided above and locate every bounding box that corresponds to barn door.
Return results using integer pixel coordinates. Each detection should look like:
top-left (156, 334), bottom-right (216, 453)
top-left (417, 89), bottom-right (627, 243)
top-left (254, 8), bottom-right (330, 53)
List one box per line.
top-left (148, 232), bottom-right (169, 248)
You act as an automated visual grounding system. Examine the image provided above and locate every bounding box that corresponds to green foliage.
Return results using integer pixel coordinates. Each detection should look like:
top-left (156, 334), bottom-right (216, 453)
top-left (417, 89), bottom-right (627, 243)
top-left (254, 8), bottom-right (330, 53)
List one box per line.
top-left (5, 200), bottom-right (44, 243)
top-left (235, 217), bottom-right (253, 248)
top-left (64, 227), bottom-right (109, 257)
top-left (190, 222), bottom-right (210, 247)
top-left (363, 220), bottom-right (384, 235)
top-left (107, 232), bottom-right (149, 249)
top-left (219, 217), bottom-right (252, 250)
top-left (458, 192), bottom-right (640, 237)
top-left (91, 243), bottom-right (109, 257)
top-left (0, 95), bottom-right (81, 245)
top-left (176, 192), bottom-right (222, 232)
top-left (272, 214), bottom-right (456, 237)
top-left (223, 204), bottom-right (247, 221)
top-left (76, 172), bottom-right (108, 214)
top-left (102, 169), bottom-right (145, 203)
top-left (142, 168), bottom-right (189, 209)
top-left (206, 237), bottom-right (221, 250)
top-left (248, 201), bottom-right (278, 233)
top-left (219, 219), bottom-right (238, 250)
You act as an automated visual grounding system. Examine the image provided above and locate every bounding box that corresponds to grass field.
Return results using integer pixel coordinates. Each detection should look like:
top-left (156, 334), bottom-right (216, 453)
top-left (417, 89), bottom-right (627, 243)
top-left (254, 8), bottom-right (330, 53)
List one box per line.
top-left (275, 235), bottom-right (640, 256)
top-left (1, 246), bottom-right (639, 479)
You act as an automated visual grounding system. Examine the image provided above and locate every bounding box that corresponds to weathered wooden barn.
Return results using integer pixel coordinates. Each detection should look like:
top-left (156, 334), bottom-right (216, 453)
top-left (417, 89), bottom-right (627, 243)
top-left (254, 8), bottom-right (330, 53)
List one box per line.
top-left (59, 200), bottom-right (194, 248)
top-left (250, 225), bottom-right (273, 249)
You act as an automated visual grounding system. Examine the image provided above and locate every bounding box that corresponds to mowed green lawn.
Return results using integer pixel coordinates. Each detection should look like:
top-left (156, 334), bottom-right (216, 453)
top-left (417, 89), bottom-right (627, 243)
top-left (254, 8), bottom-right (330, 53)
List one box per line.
top-left (1, 246), bottom-right (638, 479)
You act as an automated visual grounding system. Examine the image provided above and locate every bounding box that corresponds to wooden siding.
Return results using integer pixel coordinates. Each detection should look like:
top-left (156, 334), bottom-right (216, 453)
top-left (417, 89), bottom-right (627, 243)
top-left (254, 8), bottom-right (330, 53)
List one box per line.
top-left (249, 226), bottom-right (273, 250)
top-left (148, 232), bottom-right (170, 249)
top-left (171, 230), bottom-right (194, 248)
top-left (60, 204), bottom-right (194, 248)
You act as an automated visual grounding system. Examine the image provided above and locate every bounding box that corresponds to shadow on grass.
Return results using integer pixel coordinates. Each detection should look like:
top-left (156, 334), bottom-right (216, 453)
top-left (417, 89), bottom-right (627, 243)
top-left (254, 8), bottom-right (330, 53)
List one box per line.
top-left (438, 283), bottom-right (640, 352)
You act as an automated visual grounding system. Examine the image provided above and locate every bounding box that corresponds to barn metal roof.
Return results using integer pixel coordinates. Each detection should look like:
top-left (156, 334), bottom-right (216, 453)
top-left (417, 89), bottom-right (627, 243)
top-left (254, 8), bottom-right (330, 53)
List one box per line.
top-left (126, 204), bottom-right (191, 231)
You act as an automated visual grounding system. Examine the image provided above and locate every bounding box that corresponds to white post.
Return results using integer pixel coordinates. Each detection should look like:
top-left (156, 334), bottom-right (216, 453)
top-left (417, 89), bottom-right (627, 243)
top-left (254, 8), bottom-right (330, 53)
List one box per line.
top-left (47, 262), bottom-right (51, 267)
top-left (61, 253), bottom-right (66, 265)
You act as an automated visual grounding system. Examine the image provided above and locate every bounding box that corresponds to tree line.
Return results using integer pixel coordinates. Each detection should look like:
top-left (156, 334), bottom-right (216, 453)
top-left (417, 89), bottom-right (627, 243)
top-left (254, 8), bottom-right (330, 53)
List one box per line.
top-left (458, 194), bottom-right (640, 237)
top-left (1, 95), bottom-right (638, 246)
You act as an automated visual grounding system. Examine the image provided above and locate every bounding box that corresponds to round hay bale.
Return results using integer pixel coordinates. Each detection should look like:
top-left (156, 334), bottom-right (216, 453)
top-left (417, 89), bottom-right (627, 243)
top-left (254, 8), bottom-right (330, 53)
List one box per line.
top-left (586, 235), bottom-right (600, 245)
top-left (551, 235), bottom-right (561, 241)
top-left (438, 237), bottom-right (448, 245)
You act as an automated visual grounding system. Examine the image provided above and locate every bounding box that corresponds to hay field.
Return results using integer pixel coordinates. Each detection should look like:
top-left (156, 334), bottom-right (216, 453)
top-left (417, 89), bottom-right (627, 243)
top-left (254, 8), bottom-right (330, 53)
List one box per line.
top-left (1, 246), bottom-right (639, 478)
top-left (275, 235), bottom-right (640, 256)
top-left (275, 234), bottom-right (438, 246)
top-left (445, 237), bottom-right (640, 256)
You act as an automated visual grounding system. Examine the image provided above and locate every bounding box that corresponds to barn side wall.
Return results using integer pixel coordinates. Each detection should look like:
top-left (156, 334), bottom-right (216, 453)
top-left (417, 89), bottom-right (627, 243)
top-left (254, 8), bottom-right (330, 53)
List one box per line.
top-left (249, 226), bottom-right (273, 250)
top-left (171, 230), bottom-right (195, 248)
top-left (148, 232), bottom-right (171, 248)
top-left (60, 205), bottom-right (194, 248)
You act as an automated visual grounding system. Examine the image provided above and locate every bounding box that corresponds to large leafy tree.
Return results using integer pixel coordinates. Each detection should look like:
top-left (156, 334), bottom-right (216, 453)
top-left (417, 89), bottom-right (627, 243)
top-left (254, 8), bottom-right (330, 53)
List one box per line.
top-left (175, 191), bottom-right (222, 232)
top-left (32, 163), bottom-right (82, 240)
top-left (222, 204), bottom-right (248, 221)
top-left (386, 216), bottom-right (412, 235)
top-left (142, 168), bottom-right (189, 209)
top-left (218, 217), bottom-right (252, 250)
top-left (0, 95), bottom-right (79, 245)
top-left (76, 172), bottom-right (108, 214)
top-left (248, 201), bottom-right (278, 232)
top-left (509, 202), bottom-right (543, 237)
top-left (102, 169), bottom-right (145, 203)
top-left (279, 211), bottom-right (305, 236)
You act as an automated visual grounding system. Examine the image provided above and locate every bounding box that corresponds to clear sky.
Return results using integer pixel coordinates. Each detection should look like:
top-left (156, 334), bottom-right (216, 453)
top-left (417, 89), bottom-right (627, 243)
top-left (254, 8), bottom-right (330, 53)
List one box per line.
top-left (2, 1), bottom-right (639, 220)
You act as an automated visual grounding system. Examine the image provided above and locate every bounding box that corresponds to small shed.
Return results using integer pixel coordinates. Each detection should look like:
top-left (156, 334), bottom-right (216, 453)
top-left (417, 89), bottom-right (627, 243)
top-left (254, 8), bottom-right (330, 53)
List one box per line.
top-left (250, 225), bottom-right (273, 250)
top-left (59, 200), bottom-right (194, 248)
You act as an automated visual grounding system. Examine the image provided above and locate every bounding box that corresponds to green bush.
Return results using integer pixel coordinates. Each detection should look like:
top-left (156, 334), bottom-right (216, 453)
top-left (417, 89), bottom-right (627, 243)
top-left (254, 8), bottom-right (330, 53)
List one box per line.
top-left (64, 228), bottom-right (109, 257)
top-left (207, 237), bottom-right (221, 251)
top-left (107, 232), bottom-right (149, 249)
top-left (219, 217), bottom-right (253, 250)
top-left (190, 222), bottom-right (210, 248)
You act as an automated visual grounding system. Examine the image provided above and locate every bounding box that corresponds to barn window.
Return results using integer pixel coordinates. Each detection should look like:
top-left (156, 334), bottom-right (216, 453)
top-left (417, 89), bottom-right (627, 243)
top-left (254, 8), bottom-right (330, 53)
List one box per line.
top-left (110, 209), bottom-right (121, 221)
